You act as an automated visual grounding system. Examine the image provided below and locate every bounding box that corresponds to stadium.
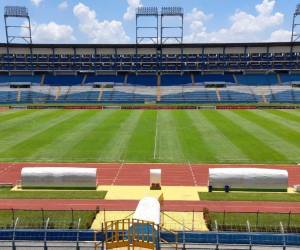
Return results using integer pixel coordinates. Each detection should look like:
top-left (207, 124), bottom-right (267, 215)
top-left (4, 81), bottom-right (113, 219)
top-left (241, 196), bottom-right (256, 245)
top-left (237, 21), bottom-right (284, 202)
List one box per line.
top-left (0, 1), bottom-right (300, 249)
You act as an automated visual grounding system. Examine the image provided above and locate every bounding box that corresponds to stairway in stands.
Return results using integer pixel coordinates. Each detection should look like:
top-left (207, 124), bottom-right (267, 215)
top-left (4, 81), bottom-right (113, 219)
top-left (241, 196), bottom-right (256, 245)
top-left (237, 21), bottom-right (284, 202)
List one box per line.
top-left (98, 86), bottom-right (104, 101)
top-left (216, 89), bottom-right (221, 101)
top-left (233, 74), bottom-right (239, 85)
top-left (261, 95), bottom-right (267, 103)
top-left (17, 90), bottom-right (21, 102)
top-left (40, 74), bottom-right (45, 86)
top-left (277, 73), bottom-right (282, 85)
top-left (81, 74), bottom-right (87, 85)
top-left (157, 74), bottom-right (161, 102)
top-left (55, 87), bottom-right (61, 101)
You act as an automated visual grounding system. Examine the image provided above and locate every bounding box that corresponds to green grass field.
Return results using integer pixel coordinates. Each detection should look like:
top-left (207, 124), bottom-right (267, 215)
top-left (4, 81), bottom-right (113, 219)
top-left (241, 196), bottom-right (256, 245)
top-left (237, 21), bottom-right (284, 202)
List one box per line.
top-left (199, 192), bottom-right (300, 202)
top-left (210, 212), bottom-right (300, 227)
top-left (0, 109), bottom-right (299, 163)
top-left (0, 187), bottom-right (106, 199)
top-left (0, 210), bottom-right (96, 229)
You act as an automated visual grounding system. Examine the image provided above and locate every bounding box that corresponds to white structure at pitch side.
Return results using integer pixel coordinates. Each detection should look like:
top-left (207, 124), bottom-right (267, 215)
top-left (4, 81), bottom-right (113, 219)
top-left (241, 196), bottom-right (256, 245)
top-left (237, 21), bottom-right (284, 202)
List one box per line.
top-left (209, 168), bottom-right (288, 190)
top-left (21, 167), bottom-right (97, 188)
top-left (133, 197), bottom-right (160, 225)
top-left (150, 169), bottom-right (161, 188)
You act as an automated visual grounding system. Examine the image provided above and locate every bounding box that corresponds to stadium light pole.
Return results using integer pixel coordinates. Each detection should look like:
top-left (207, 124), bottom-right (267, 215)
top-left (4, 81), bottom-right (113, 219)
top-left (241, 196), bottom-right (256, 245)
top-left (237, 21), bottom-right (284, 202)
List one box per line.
top-left (160, 7), bottom-right (184, 44)
top-left (136, 7), bottom-right (159, 45)
top-left (291, 4), bottom-right (300, 42)
top-left (160, 7), bottom-right (184, 72)
top-left (4, 6), bottom-right (32, 44)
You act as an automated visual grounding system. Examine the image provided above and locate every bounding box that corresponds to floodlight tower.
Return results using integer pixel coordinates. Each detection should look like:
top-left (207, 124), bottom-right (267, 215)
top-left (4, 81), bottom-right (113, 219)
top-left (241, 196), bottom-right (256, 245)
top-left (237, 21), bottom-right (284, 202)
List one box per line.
top-left (136, 7), bottom-right (159, 44)
top-left (291, 4), bottom-right (300, 42)
top-left (4, 6), bottom-right (32, 44)
top-left (160, 7), bottom-right (184, 44)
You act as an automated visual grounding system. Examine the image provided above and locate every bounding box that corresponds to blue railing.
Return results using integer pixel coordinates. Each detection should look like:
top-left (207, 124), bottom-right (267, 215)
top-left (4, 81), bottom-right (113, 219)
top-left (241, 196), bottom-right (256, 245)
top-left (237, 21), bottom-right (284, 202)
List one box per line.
top-left (0, 229), bottom-right (299, 246)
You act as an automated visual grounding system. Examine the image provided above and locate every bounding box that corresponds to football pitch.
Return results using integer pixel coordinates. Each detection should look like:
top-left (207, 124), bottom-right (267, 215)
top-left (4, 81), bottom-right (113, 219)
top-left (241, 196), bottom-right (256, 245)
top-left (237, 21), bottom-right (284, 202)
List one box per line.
top-left (0, 109), bottom-right (299, 164)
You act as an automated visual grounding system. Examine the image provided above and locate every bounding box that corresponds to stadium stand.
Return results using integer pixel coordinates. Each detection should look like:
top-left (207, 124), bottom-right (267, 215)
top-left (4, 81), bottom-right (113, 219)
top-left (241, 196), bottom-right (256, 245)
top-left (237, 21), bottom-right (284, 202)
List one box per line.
top-left (0, 85), bottom-right (300, 104)
top-left (1, 42), bottom-right (300, 103)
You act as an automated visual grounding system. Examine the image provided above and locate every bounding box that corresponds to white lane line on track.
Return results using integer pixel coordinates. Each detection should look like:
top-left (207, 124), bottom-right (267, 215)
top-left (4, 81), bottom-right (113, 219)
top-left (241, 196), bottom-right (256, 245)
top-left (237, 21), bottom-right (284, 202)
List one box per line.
top-left (188, 161), bottom-right (198, 186)
top-left (111, 161), bottom-right (124, 185)
top-left (0, 162), bottom-right (16, 178)
top-left (153, 111), bottom-right (158, 160)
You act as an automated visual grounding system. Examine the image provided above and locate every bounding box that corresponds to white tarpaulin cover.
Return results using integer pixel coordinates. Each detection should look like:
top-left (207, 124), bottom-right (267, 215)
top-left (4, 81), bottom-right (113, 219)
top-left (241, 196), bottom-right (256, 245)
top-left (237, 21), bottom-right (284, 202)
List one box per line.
top-left (294, 185), bottom-right (300, 192)
top-left (21, 167), bottom-right (97, 188)
top-left (150, 169), bottom-right (161, 186)
top-left (133, 197), bottom-right (160, 225)
top-left (209, 168), bottom-right (288, 190)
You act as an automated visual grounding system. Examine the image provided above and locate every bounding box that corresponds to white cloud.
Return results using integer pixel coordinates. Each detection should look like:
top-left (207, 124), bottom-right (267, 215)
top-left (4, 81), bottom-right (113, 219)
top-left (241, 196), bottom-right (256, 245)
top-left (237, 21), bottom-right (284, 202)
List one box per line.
top-left (123, 0), bottom-right (142, 21)
top-left (185, 0), bottom-right (285, 43)
top-left (73, 2), bottom-right (130, 43)
top-left (31, 0), bottom-right (43, 7)
top-left (185, 8), bottom-right (212, 38)
top-left (268, 29), bottom-right (291, 42)
top-left (58, 1), bottom-right (68, 11)
top-left (29, 22), bottom-right (75, 43)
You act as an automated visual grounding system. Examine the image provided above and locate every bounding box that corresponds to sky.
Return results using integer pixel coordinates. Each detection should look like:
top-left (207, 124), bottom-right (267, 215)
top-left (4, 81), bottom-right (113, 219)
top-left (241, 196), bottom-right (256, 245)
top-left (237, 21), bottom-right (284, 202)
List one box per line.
top-left (0, 0), bottom-right (299, 44)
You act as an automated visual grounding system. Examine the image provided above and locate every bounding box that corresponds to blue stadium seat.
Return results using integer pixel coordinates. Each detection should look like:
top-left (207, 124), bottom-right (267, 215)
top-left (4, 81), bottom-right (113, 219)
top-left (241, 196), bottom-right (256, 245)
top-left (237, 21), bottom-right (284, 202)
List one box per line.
top-left (127, 74), bottom-right (157, 86)
top-left (221, 90), bottom-right (257, 103)
top-left (20, 91), bottom-right (52, 103)
top-left (44, 75), bottom-right (83, 86)
top-left (280, 74), bottom-right (300, 84)
top-left (85, 75), bottom-right (125, 85)
top-left (59, 91), bottom-right (99, 102)
top-left (194, 74), bottom-right (235, 84)
top-left (0, 75), bottom-right (41, 86)
top-left (0, 91), bottom-right (18, 103)
top-left (269, 90), bottom-right (294, 103)
top-left (161, 74), bottom-right (192, 86)
top-left (236, 74), bottom-right (278, 85)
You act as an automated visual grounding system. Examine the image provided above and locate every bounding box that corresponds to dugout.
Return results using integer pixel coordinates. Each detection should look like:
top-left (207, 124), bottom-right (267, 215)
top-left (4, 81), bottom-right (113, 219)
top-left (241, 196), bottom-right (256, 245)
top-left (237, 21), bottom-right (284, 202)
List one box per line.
top-left (208, 168), bottom-right (288, 191)
top-left (21, 167), bottom-right (97, 189)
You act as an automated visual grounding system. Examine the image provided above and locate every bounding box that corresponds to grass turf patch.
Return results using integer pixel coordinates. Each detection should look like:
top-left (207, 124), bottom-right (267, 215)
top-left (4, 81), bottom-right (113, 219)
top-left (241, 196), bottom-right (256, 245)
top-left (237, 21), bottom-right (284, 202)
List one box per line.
top-left (199, 192), bottom-right (300, 202)
top-left (0, 109), bottom-right (299, 163)
top-left (0, 187), bottom-right (107, 199)
top-left (210, 212), bottom-right (300, 227)
top-left (0, 210), bottom-right (97, 229)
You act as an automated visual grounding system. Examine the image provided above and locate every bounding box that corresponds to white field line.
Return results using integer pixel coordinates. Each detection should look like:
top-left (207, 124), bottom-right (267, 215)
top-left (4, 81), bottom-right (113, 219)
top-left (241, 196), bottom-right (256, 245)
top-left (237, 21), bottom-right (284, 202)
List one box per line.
top-left (111, 161), bottom-right (124, 185)
top-left (153, 112), bottom-right (158, 160)
top-left (0, 162), bottom-right (16, 175)
top-left (188, 161), bottom-right (198, 186)
top-left (0, 162), bottom-right (16, 185)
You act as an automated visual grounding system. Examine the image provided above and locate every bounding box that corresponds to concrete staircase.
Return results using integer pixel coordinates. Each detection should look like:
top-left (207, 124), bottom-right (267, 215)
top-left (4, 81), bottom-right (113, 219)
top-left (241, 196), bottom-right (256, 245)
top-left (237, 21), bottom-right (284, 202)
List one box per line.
top-left (157, 74), bottom-right (161, 102)
top-left (98, 86), bottom-right (104, 101)
top-left (55, 87), bottom-right (61, 101)
top-left (216, 89), bottom-right (221, 101)
top-left (81, 74), bottom-right (87, 85)
top-left (40, 74), bottom-right (45, 86)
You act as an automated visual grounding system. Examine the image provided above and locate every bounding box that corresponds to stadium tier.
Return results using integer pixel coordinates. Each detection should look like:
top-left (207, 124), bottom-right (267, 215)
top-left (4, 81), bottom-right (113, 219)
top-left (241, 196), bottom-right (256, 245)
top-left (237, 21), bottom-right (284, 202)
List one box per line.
top-left (0, 85), bottom-right (299, 104)
top-left (1, 42), bottom-right (300, 103)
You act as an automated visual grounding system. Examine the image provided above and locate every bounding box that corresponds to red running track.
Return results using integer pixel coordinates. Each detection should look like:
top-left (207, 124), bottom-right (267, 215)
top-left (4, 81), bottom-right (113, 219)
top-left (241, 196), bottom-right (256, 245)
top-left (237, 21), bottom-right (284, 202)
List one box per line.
top-left (1, 199), bottom-right (300, 213)
top-left (0, 162), bottom-right (300, 212)
top-left (1, 162), bottom-right (300, 186)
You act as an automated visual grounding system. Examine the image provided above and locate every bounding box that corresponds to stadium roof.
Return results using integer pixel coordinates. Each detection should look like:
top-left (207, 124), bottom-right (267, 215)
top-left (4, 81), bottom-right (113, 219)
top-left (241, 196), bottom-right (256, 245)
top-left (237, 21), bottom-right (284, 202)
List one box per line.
top-left (1, 41), bottom-right (300, 49)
